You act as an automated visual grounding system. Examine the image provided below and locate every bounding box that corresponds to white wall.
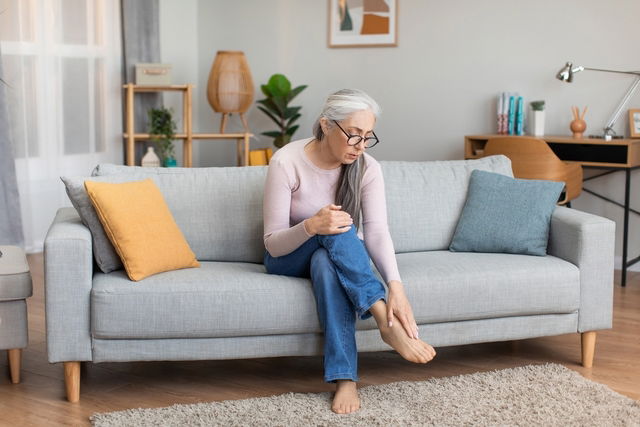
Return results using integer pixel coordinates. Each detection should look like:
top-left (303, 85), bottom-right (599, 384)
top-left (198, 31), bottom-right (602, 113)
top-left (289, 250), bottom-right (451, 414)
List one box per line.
top-left (160, 0), bottom-right (640, 262)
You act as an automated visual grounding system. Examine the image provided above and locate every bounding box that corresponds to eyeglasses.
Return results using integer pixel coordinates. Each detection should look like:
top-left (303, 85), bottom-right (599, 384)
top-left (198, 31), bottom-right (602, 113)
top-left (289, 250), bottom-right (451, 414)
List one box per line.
top-left (333, 120), bottom-right (380, 148)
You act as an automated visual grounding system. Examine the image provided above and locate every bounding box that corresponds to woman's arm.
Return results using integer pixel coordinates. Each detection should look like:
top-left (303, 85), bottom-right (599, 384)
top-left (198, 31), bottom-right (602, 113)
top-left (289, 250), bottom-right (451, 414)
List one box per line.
top-left (263, 159), bottom-right (314, 257)
top-left (362, 160), bottom-right (419, 339)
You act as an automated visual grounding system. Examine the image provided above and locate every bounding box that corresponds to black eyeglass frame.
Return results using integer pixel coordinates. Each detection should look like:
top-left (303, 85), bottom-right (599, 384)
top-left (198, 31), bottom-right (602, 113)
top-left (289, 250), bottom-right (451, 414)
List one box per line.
top-left (333, 120), bottom-right (380, 148)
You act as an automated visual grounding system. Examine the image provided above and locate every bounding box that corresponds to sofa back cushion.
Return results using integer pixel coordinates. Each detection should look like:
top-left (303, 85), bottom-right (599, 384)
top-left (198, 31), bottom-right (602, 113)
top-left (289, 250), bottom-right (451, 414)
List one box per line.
top-left (381, 155), bottom-right (513, 253)
top-left (92, 164), bottom-right (268, 263)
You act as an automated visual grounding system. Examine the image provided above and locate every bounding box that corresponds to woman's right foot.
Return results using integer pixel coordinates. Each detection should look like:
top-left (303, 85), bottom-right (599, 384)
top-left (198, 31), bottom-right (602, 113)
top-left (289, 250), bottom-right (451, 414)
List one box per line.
top-left (379, 322), bottom-right (436, 363)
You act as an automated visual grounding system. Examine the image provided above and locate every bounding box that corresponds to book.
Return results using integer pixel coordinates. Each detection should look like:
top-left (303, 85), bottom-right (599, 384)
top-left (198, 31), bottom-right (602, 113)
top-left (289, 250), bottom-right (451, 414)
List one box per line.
top-left (507, 94), bottom-right (516, 135)
top-left (515, 96), bottom-right (524, 135)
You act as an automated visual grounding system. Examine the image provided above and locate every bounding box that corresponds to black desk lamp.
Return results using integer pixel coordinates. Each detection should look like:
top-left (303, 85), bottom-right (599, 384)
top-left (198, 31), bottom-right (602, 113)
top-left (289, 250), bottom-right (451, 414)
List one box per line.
top-left (556, 62), bottom-right (640, 140)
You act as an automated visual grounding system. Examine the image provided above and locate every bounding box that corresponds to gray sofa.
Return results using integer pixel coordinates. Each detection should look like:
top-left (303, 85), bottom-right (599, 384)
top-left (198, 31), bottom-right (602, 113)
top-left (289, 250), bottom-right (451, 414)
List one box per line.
top-left (44, 155), bottom-right (615, 402)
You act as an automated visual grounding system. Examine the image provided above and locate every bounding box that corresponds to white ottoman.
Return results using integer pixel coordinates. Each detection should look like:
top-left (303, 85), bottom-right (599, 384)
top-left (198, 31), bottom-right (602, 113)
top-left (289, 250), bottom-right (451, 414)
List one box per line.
top-left (0, 246), bottom-right (33, 384)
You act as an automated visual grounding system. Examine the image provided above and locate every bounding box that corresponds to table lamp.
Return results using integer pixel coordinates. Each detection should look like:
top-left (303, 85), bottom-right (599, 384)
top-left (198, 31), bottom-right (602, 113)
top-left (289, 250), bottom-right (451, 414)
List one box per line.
top-left (556, 62), bottom-right (640, 140)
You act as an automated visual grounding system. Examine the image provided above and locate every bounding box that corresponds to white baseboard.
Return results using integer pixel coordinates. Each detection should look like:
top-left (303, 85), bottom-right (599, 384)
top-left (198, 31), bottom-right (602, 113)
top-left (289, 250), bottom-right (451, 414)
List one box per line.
top-left (615, 256), bottom-right (640, 272)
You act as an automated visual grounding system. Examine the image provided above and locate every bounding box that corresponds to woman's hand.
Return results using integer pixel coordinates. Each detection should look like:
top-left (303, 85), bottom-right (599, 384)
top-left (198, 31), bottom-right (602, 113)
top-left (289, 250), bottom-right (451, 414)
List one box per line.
top-left (387, 281), bottom-right (419, 339)
top-left (304, 204), bottom-right (353, 235)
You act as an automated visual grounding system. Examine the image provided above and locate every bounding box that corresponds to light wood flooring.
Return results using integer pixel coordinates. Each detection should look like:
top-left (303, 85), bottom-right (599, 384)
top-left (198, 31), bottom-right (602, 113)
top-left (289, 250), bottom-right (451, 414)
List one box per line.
top-left (0, 253), bottom-right (638, 426)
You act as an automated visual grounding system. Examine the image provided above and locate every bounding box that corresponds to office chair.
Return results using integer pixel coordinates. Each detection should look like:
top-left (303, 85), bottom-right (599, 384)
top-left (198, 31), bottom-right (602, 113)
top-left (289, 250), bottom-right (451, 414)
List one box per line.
top-left (483, 137), bottom-right (583, 205)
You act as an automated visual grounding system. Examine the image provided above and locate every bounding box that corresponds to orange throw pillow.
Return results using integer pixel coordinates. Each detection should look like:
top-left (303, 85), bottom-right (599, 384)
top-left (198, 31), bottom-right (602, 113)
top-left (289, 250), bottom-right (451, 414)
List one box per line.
top-left (84, 178), bottom-right (199, 281)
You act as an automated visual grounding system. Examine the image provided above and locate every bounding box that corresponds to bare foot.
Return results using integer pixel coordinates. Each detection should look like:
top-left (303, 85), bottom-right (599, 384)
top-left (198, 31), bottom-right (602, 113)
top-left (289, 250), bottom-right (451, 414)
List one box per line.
top-left (379, 321), bottom-right (436, 364)
top-left (332, 380), bottom-right (360, 414)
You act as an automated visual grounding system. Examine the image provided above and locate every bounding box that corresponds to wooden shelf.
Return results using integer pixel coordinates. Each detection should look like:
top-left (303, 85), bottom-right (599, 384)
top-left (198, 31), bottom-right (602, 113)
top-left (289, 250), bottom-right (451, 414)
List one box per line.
top-left (123, 84), bottom-right (252, 167)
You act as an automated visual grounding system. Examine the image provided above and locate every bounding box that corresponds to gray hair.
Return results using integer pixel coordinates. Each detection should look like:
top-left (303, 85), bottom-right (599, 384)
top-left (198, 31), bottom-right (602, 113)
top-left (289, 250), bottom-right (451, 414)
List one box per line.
top-left (312, 89), bottom-right (381, 230)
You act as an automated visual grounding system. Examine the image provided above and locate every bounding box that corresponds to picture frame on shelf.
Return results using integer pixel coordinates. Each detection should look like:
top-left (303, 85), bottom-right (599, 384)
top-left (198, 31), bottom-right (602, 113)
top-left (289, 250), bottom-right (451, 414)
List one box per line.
top-left (328, 0), bottom-right (397, 48)
top-left (629, 109), bottom-right (640, 138)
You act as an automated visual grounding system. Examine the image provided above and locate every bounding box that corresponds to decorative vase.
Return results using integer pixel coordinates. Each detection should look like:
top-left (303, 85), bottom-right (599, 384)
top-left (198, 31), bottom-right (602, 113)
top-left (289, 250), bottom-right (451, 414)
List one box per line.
top-left (206, 51), bottom-right (254, 133)
top-left (163, 157), bottom-right (177, 167)
top-left (570, 119), bottom-right (587, 139)
top-left (531, 111), bottom-right (545, 137)
top-left (141, 147), bottom-right (160, 167)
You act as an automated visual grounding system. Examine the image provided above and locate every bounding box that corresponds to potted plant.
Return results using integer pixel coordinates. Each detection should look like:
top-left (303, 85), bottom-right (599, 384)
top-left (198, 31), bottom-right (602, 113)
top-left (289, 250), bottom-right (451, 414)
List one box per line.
top-left (530, 100), bottom-right (545, 137)
top-left (148, 107), bottom-right (177, 167)
top-left (257, 74), bottom-right (307, 148)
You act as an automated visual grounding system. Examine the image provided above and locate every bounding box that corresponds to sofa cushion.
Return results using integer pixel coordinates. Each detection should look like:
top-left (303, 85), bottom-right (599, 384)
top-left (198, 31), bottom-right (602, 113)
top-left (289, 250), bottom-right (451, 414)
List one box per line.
top-left (61, 175), bottom-right (123, 273)
top-left (449, 170), bottom-right (564, 256)
top-left (395, 251), bottom-right (580, 324)
top-left (89, 164), bottom-right (268, 264)
top-left (381, 155), bottom-right (513, 253)
top-left (92, 251), bottom-right (580, 340)
top-left (91, 261), bottom-right (325, 339)
top-left (85, 179), bottom-right (200, 281)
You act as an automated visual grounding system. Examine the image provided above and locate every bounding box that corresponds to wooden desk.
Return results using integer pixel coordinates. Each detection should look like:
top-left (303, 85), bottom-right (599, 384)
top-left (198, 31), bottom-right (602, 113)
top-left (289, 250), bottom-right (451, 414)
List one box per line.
top-left (123, 84), bottom-right (252, 167)
top-left (465, 134), bottom-right (640, 287)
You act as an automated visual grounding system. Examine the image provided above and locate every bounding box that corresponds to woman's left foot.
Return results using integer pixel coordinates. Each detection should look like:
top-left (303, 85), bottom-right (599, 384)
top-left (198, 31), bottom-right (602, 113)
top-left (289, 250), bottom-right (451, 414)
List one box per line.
top-left (332, 380), bottom-right (360, 414)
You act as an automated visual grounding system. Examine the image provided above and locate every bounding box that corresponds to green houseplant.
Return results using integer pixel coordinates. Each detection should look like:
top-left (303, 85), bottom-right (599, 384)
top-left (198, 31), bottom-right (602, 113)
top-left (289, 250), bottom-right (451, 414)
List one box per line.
top-left (148, 107), bottom-right (177, 166)
top-left (257, 74), bottom-right (307, 148)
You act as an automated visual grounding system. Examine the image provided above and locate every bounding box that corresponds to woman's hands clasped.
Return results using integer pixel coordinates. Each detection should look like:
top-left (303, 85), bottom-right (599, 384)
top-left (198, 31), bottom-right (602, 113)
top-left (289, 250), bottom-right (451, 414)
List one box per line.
top-left (304, 204), bottom-right (353, 236)
top-left (387, 281), bottom-right (419, 339)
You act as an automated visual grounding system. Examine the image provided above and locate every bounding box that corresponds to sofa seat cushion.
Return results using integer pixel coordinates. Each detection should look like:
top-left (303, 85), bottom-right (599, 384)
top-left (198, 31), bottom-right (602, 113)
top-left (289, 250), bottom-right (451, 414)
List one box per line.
top-left (396, 251), bottom-right (580, 324)
top-left (91, 261), bottom-right (328, 340)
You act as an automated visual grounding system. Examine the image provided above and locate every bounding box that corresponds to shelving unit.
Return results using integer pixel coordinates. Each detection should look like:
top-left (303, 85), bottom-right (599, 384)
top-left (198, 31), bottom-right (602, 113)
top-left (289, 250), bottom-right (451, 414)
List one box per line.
top-left (123, 84), bottom-right (252, 167)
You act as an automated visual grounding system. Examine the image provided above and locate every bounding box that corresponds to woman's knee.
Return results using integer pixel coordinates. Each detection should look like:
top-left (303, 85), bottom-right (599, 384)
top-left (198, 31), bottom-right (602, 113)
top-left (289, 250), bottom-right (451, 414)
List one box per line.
top-left (310, 248), bottom-right (332, 273)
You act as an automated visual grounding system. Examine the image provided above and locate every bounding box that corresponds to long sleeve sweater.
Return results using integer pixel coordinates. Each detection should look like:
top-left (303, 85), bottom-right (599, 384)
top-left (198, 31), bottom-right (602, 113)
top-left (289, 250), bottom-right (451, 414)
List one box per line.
top-left (263, 138), bottom-right (401, 284)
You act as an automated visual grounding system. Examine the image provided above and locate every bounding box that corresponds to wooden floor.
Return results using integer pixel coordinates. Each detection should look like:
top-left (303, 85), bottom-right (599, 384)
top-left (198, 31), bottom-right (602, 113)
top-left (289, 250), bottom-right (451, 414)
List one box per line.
top-left (1, 253), bottom-right (638, 426)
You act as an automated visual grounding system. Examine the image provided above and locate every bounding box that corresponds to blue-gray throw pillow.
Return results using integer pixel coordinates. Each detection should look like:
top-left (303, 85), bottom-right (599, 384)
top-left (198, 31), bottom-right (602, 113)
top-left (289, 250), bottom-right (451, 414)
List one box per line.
top-left (449, 170), bottom-right (564, 256)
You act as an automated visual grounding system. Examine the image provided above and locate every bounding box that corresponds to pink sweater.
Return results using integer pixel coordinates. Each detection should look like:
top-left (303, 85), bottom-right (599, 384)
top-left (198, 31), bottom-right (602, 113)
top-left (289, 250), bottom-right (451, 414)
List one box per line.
top-left (263, 138), bottom-right (401, 284)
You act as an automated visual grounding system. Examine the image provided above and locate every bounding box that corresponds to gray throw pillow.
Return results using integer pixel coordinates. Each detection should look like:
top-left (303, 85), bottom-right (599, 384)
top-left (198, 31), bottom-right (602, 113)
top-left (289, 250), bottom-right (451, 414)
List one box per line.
top-left (449, 170), bottom-right (564, 256)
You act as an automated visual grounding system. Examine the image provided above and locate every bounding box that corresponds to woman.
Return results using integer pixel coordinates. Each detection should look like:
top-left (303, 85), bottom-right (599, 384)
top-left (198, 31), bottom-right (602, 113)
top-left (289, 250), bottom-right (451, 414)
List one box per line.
top-left (263, 89), bottom-right (436, 414)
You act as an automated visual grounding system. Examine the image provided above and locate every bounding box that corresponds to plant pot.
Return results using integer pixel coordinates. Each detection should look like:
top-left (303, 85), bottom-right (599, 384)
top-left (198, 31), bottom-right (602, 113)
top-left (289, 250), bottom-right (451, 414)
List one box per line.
top-left (530, 110), bottom-right (545, 137)
top-left (163, 157), bottom-right (177, 167)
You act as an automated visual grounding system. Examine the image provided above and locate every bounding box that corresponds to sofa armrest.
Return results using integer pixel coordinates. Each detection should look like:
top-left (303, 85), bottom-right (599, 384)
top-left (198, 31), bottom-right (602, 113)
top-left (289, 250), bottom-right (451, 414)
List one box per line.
top-left (44, 207), bottom-right (93, 363)
top-left (547, 206), bottom-right (615, 332)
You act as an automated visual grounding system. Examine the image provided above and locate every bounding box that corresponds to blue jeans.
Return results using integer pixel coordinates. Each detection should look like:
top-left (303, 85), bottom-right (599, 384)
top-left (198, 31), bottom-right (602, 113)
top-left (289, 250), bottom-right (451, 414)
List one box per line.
top-left (264, 226), bottom-right (387, 383)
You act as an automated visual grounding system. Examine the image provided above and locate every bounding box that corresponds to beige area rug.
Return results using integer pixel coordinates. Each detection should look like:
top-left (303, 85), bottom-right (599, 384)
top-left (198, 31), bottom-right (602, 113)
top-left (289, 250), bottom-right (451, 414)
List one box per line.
top-left (90, 363), bottom-right (640, 426)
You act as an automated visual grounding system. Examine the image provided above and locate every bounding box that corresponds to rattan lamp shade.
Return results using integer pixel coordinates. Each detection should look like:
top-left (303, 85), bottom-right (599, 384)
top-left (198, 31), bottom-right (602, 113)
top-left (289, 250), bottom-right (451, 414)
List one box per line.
top-left (207, 51), bottom-right (254, 113)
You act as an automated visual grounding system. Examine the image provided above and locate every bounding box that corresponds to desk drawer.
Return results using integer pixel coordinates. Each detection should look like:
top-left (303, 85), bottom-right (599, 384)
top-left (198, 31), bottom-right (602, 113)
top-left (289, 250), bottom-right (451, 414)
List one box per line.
top-left (548, 143), bottom-right (628, 165)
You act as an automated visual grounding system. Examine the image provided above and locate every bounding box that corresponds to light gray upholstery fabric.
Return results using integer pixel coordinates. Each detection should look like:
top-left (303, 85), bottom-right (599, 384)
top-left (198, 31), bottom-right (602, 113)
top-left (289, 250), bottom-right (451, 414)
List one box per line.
top-left (395, 251), bottom-right (579, 323)
top-left (44, 208), bottom-right (93, 363)
top-left (60, 176), bottom-right (123, 273)
top-left (0, 246), bottom-right (32, 300)
top-left (0, 299), bottom-right (29, 349)
top-left (90, 312), bottom-right (578, 363)
top-left (89, 165), bottom-right (268, 263)
top-left (547, 206), bottom-right (615, 332)
top-left (91, 252), bottom-right (578, 340)
top-left (381, 155), bottom-right (513, 253)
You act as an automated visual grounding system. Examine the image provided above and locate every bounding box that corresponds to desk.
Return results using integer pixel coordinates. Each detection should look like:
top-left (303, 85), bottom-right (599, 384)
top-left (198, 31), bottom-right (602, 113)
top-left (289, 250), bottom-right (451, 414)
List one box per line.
top-left (465, 134), bottom-right (640, 287)
top-left (123, 84), bottom-right (252, 167)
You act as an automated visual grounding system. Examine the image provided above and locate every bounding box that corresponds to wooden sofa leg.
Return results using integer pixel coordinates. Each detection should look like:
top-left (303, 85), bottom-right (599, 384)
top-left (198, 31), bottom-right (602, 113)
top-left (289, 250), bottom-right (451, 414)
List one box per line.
top-left (8, 349), bottom-right (21, 384)
top-left (64, 362), bottom-right (81, 402)
top-left (581, 331), bottom-right (597, 368)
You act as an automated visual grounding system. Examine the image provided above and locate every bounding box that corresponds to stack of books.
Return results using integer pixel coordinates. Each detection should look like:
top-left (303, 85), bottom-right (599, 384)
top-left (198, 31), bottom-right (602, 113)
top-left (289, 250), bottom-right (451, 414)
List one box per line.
top-left (497, 92), bottom-right (524, 135)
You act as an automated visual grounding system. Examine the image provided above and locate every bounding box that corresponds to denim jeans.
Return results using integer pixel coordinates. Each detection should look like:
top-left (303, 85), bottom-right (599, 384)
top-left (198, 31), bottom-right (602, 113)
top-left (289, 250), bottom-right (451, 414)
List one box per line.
top-left (264, 226), bottom-right (387, 383)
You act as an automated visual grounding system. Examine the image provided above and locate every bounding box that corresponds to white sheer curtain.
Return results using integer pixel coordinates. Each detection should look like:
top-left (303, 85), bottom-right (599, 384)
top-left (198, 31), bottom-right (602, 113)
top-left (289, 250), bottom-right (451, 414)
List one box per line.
top-left (0, 0), bottom-right (123, 252)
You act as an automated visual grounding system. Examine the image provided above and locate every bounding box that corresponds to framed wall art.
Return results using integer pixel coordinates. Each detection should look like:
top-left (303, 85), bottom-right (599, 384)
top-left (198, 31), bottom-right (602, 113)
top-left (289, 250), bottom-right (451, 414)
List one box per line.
top-left (328, 0), bottom-right (397, 48)
top-left (629, 109), bottom-right (640, 138)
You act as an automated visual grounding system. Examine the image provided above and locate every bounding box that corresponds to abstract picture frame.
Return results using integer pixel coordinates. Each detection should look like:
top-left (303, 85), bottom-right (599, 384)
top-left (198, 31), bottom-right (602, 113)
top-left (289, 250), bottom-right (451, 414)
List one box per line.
top-left (629, 109), bottom-right (640, 138)
top-left (328, 0), bottom-right (398, 48)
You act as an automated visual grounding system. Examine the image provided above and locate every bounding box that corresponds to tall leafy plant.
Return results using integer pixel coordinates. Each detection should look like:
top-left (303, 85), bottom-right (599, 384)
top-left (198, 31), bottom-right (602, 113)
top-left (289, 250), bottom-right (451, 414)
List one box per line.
top-left (147, 107), bottom-right (176, 166)
top-left (258, 74), bottom-right (307, 148)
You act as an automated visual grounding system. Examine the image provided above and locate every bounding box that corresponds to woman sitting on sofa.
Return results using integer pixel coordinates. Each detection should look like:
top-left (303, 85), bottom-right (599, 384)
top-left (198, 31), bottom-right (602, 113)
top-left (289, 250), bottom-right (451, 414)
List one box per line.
top-left (263, 89), bottom-right (436, 414)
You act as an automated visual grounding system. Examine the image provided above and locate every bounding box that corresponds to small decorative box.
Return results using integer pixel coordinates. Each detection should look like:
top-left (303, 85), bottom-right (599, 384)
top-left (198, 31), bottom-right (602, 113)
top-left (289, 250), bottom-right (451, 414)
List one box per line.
top-left (135, 63), bottom-right (172, 86)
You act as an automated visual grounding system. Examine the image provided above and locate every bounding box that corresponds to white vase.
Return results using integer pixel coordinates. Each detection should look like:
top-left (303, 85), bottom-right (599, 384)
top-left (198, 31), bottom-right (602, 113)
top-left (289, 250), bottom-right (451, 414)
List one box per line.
top-left (531, 111), bottom-right (545, 137)
top-left (141, 147), bottom-right (161, 167)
